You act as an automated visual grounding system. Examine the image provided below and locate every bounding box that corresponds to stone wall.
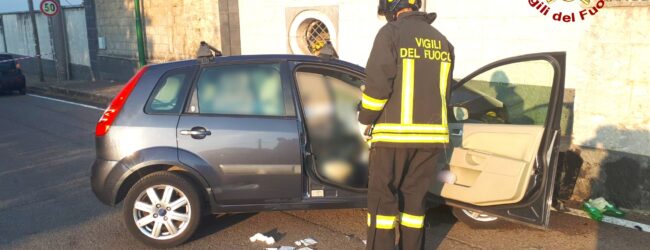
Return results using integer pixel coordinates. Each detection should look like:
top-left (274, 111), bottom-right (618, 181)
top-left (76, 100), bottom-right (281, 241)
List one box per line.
top-left (94, 0), bottom-right (138, 59)
top-left (141, 0), bottom-right (221, 62)
top-left (94, 0), bottom-right (222, 62)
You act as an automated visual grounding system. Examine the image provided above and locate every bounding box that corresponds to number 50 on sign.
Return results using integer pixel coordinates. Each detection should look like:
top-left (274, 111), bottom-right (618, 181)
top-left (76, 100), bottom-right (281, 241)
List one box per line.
top-left (40, 0), bottom-right (61, 17)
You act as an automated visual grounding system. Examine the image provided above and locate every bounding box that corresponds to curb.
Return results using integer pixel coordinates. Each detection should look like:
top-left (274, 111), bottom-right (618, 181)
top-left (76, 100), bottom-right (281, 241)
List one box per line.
top-left (27, 85), bottom-right (112, 108)
top-left (557, 207), bottom-right (650, 233)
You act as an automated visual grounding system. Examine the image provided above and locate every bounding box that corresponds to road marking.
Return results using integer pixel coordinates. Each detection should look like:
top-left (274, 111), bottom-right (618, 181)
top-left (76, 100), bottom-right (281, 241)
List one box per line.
top-left (555, 207), bottom-right (650, 233)
top-left (27, 94), bottom-right (105, 111)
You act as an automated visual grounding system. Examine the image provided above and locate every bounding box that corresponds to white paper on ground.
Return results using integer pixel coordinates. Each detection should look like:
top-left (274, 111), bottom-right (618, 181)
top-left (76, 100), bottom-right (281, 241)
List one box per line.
top-left (249, 233), bottom-right (276, 245)
top-left (300, 238), bottom-right (318, 246)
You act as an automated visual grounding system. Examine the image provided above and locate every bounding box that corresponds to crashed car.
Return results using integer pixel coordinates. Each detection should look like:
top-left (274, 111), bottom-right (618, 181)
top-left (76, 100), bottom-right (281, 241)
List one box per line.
top-left (90, 43), bottom-right (566, 247)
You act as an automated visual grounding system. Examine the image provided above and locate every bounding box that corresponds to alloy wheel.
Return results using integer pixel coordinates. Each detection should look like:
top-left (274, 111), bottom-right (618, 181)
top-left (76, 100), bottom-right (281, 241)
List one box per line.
top-left (461, 209), bottom-right (499, 222)
top-left (132, 184), bottom-right (191, 240)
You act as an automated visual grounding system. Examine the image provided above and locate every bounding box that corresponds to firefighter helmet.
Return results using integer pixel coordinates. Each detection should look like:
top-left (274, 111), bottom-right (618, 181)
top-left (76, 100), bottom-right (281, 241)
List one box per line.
top-left (378, 0), bottom-right (422, 21)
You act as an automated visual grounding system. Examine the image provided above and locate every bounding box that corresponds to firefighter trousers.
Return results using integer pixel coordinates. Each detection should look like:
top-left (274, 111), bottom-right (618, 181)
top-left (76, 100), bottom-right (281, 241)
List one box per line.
top-left (366, 147), bottom-right (441, 250)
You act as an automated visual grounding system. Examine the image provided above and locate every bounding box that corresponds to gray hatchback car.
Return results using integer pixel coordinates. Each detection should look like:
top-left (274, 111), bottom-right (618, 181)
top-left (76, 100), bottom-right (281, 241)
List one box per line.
top-left (91, 48), bottom-right (566, 247)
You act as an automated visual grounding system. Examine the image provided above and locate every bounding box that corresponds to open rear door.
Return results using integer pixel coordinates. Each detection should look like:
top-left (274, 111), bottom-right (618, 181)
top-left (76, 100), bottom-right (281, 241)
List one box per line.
top-left (431, 52), bottom-right (566, 228)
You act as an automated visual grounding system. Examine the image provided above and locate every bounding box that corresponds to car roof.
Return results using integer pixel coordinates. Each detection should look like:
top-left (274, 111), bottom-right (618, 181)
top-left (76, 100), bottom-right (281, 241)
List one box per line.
top-left (152, 54), bottom-right (365, 74)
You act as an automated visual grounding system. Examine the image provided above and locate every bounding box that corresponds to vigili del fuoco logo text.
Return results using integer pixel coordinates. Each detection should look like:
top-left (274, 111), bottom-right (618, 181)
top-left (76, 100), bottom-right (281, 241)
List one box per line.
top-left (528, 0), bottom-right (606, 22)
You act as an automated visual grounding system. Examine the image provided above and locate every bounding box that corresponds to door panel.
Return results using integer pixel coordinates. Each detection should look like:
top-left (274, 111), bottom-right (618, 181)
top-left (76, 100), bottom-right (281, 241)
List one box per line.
top-left (441, 124), bottom-right (544, 206)
top-left (432, 52), bottom-right (566, 228)
top-left (177, 62), bottom-right (302, 205)
top-left (178, 116), bottom-right (302, 205)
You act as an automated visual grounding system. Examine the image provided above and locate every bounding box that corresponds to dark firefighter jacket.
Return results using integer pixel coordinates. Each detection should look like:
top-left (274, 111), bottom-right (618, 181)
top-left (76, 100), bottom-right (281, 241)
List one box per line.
top-left (359, 11), bottom-right (455, 148)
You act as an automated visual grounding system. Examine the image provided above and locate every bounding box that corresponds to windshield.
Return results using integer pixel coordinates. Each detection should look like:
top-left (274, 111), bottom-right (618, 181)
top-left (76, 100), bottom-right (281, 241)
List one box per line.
top-left (0, 55), bottom-right (15, 71)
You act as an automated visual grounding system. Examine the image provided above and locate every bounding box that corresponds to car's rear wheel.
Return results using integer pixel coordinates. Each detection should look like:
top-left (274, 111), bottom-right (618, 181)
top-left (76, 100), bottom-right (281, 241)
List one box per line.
top-left (123, 172), bottom-right (202, 248)
top-left (451, 207), bottom-right (503, 229)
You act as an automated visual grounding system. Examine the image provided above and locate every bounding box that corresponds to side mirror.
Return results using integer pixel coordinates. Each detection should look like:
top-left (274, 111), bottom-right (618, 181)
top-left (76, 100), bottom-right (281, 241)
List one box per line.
top-left (453, 106), bottom-right (469, 121)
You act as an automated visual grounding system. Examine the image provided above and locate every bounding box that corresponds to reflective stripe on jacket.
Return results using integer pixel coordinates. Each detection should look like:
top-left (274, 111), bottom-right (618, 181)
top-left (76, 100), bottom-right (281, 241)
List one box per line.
top-left (359, 11), bottom-right (455, 148)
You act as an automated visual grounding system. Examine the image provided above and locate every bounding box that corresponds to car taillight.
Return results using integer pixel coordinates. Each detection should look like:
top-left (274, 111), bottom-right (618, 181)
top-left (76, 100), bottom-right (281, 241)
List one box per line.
top-left (95, 67), bottom-right (149, 136)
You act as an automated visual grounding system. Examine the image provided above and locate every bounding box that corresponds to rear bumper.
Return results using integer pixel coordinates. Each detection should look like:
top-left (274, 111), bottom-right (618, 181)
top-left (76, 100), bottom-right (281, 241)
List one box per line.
top-left (90, 158), bottom-right (126, 206)
top-left (0, 75), bottom-right (26, 91)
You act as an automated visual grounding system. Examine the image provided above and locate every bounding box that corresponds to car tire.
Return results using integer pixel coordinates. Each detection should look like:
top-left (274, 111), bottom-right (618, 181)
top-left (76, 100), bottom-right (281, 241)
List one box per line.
top-left (19, 88), bottom-right (26, 95)
top-left (123, 171), bottom-right (202, 248)
top-left (451, 207), bottom-right (504, 229)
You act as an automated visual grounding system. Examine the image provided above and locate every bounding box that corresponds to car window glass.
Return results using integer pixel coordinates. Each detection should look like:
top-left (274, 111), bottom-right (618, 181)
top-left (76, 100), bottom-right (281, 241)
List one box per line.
top-left (0, 55), bottom-right (14, 71)
top-left (452, 60), bottom-right (554, 125)
top-left (147, 70), bottom-right (191, 113)
top-left (195, 64), bottom-right (284, 116)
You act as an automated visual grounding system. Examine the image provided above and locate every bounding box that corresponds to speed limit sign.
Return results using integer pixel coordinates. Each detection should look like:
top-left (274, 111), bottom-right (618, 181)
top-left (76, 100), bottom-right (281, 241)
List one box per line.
top-left (40, 0), bottom-right (60, 17)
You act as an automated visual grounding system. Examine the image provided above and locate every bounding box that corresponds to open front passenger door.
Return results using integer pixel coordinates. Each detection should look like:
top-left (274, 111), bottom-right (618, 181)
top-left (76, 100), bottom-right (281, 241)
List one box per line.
top-left (431, 52), bottom-right (566, 228)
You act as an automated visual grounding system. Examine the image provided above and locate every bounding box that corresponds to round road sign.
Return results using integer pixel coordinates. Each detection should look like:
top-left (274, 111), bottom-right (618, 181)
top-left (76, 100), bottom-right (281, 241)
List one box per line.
top-left (40, 0), bottom-right (60, 17)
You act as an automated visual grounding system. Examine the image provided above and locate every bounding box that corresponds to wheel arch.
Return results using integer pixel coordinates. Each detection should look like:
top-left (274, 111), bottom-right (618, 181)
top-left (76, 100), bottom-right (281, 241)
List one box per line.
top-left (115, 163), bottom-right (213, 209)
top-left (107, 147), bottom-right (215, 211)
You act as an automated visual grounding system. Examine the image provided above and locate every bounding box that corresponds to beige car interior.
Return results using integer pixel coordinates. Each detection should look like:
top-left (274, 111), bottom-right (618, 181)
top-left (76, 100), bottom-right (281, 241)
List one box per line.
top-left (434, 123), bottom-right (544, 206)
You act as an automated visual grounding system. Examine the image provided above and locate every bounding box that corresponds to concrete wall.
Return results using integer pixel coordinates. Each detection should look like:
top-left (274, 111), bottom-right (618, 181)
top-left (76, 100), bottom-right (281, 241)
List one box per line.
top-left (426, 1), bottom-right (650, 156)
top-left (1, 11), bottom-right (56, 77)
top-left (238, 0), bottom-right (382, 67)
top-left (0, 7), bottom-right (91, 80)
top-left (64, 8), bottom-right (90, 67)
top-left (1, 12), bottom-right (54, 60)
top-left (0, 20), bottom-right (6, 53)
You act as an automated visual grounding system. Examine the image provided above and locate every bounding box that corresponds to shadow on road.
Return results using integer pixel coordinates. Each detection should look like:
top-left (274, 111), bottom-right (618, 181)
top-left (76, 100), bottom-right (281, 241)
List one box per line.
top-left (424, 205), bottom-right (456, 249)
top-left (189, 213), bottom-right (257, 243)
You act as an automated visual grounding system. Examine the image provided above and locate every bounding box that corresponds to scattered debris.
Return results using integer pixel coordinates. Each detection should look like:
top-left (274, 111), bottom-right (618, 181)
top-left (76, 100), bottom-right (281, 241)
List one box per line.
top-left (250, 233), bottom-right (276, 245)
top-left (294, 237), bottom-right (318, 247)
top-left (363, 240), bottom-right (367, 245)
top-left (278, 246), bottom-right (295, 250)
top-left (297, 247), bottom-right (313, 250)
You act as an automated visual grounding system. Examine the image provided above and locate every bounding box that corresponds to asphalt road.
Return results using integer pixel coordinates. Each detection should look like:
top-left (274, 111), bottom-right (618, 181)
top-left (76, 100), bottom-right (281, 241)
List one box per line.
top-left (1, 94), bottom-right (649, 250)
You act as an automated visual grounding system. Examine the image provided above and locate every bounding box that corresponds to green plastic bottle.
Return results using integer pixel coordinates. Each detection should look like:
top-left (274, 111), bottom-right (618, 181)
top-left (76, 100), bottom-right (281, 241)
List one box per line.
top-left (582, 201), bottom-right (603, 221)
top-left (589, 198), bottom-right (626, 218)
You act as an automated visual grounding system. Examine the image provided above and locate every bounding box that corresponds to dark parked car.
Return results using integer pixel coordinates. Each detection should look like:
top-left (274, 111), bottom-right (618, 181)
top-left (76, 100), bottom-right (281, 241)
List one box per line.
top-left (91, 47), bottom-right (566, 247)
top-left (0, 54), bottom-right (26, 95)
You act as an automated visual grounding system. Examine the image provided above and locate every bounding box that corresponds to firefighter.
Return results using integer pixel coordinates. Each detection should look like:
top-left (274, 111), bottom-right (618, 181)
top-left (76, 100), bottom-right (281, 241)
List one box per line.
top-left (359, 1), bottom-right (454, 249)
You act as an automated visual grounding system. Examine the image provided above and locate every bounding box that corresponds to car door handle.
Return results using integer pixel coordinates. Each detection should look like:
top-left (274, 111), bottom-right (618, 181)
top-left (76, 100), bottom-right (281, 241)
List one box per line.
top-left (180, 127), bottom-right (211, 139)
top-left (180, 130), bottom-right (211, 136)
top-left (450, 129), bottom-right (463, 136)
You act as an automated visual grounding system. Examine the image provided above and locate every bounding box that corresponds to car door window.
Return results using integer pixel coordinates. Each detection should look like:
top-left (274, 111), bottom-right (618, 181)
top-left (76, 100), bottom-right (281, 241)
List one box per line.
top-left (451, 60), bottom-right (554, 125)
top-left (146, 68), bottom-right (194, 114)
top-left (193, 63), bottom-right (285, 116)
